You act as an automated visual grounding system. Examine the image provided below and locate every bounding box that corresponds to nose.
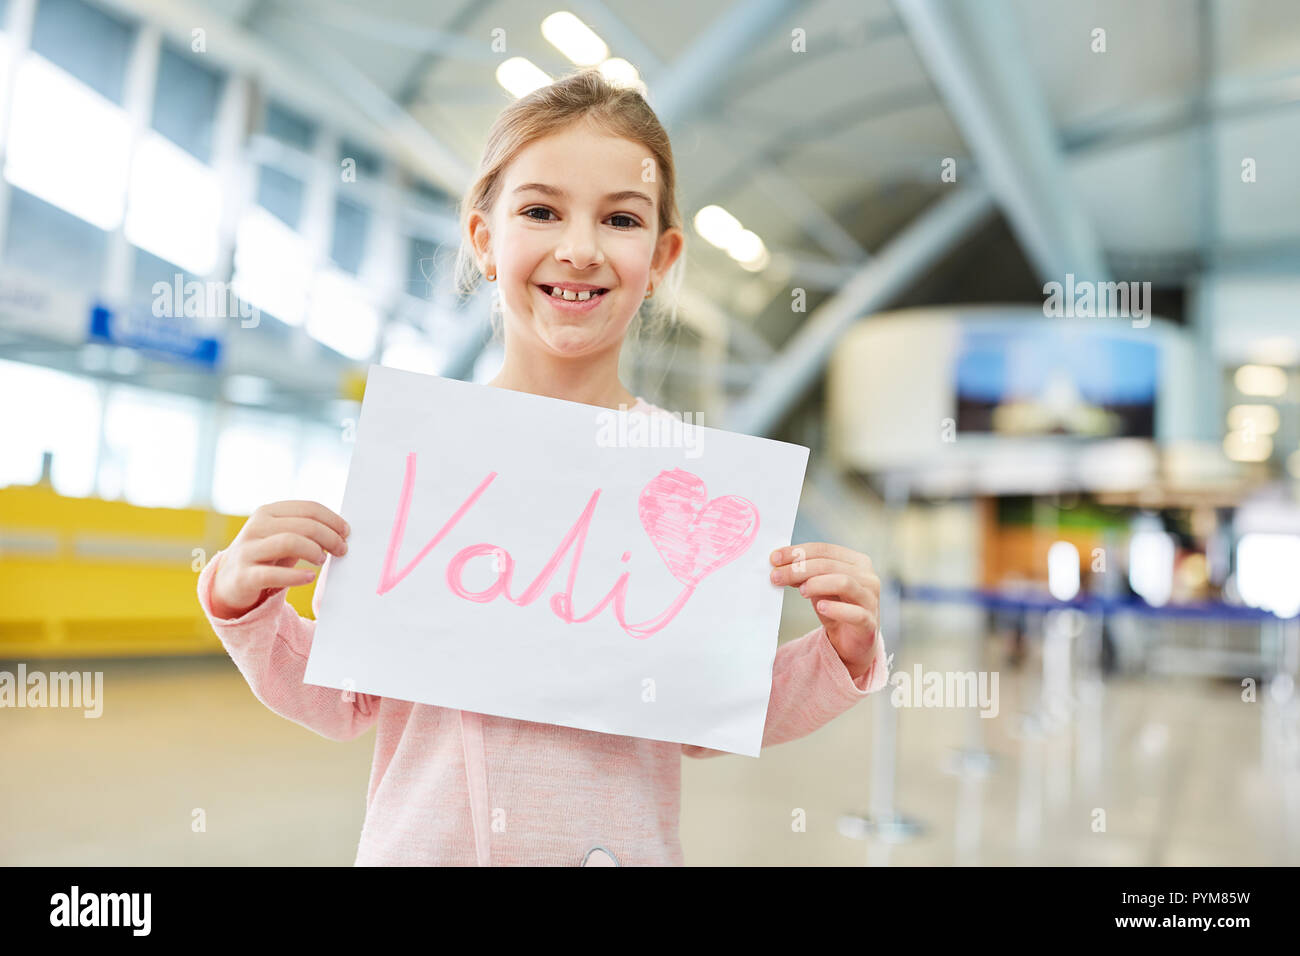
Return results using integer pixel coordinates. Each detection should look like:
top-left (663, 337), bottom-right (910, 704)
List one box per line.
top-left (554, 219), bottom-right (604, 272)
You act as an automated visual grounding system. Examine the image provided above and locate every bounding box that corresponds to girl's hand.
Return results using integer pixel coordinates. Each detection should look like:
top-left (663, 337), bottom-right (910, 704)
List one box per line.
top-left (769, 542), bottom-right (880, 680)
top-left (210, 500), bottom-right (350, 619)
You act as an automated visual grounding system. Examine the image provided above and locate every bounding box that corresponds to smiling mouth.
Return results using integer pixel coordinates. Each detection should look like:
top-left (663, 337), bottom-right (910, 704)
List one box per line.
top-left (537, 284), bottom-right (610, 301)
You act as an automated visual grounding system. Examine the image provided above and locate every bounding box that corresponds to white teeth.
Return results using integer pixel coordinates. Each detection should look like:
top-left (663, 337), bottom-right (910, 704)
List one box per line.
top-left (545, 286), bottom-right (604, 301)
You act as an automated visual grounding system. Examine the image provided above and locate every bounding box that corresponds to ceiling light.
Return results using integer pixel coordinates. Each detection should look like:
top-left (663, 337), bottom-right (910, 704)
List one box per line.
top-left (1223, 430), bottom-right (1272, 462)
top-left (541, 12), bottom-right (608, 66)
top-left (496, 58), bottom-right (552, 99)
top-left (598, 58), bottom-right (643, 93)
top-left (1226, 404), bottom-right (1280, 434)
top-left (726, 229), bottom-right (765, 263)
top-left (1234, 364), bottom-right (1287, 397)
top-left (693, 205), bottom-right (744, 249)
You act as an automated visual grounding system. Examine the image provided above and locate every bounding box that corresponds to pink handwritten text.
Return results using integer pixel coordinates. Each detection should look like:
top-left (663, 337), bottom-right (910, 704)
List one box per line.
top-left (374, 453), bottom-right (760, 639)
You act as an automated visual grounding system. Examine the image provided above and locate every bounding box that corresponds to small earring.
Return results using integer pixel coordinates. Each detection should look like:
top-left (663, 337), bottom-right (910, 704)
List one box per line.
top-left (644, 286), bottom-right (654, 298)
top-left (486, 271), bottom-right (496, 281)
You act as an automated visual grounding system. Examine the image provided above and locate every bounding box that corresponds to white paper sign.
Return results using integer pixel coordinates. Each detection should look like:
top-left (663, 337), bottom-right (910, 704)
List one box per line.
top-left (303, 366), bottom-right (810, 756)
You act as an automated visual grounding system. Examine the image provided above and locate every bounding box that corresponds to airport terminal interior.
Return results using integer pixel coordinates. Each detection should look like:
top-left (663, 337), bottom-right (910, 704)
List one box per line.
top-left (2, 0), bottom-right (1299, 865)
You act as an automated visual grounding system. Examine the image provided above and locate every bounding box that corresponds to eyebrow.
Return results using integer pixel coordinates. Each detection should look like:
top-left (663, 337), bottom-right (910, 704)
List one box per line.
top-left (512, 183), bottom-right (654, 208)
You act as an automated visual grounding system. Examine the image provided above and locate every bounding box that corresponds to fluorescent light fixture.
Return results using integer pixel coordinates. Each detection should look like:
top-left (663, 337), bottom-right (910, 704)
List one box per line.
top-left (4, 53), bottom-right (131, 230)
top-left (125, 131), bottom-right (222, 276)
top-left (496, 57), bottom-right (552, 98)
top-left (232, 206), bottom-right (313, 325)
top-left (541, 12), bottom-right (608, 65)
top-left (1225, 404), bottom-right (1279, 435)
top-left (1223, 429), bottom-right (1272, 462)
top-left (693, 205), bottom-right (744, 248)
top-left (728, 229), bottom-right (769, 271)
top-left (305, 268), bottom-right (380, 361)
top-left (726, 229), bottom-right (764, 262)
top-left (1234, 364), bottom-right (1287, 397)
top-left (1047, 540), bottom-right (1080, 601)
top-left (598, 58), bottom-right (644, 93)
top-left (694, 206), bottom-right (769, 271)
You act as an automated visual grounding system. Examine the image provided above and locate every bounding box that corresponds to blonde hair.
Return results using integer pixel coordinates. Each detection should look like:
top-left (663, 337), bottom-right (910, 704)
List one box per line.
top-left (453, 68), bottom-right (685, 345)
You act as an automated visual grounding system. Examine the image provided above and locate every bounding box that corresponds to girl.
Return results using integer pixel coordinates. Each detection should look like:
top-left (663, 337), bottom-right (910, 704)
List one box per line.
top-left (198, 69), bottom-right (888, 866)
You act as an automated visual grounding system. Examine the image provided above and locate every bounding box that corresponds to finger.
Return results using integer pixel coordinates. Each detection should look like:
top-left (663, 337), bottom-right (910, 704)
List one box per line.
top-left (266, 500), bottom-right (350, 540)
top-left (814, 599), bottom-right (875, 630)
top-left (799, 572), bottom-right (871, 607)
top-left (771, 557), bottom-right (861, 587)
top-left (249, 564), bottom-right (318, 591)
top-left (774, 542), bottom-right (869, 570)
top-left (246, 532), bottom-right (334, 569)
top-left (264, 516), bottom-right (348, 557)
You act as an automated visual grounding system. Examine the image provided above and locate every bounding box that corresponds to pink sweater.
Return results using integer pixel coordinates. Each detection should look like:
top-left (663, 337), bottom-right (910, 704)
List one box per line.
top-left (196, 396), bottom-right (890, 866)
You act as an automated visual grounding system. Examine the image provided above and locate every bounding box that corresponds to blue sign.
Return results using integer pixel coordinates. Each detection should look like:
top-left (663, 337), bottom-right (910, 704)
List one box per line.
top-left (88, 303), bottom-right (222, 368)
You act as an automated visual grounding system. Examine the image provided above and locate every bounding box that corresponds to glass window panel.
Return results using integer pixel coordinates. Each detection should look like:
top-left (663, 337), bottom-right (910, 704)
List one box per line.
top-left (0, 359), bottom-right (100, 496)
top-left (5, 52), bottom-right (132, 230)
top-left (2, 186), bottom-right (107, 292)
top-left (293, 423), bottom-right (351, 515)
top-left (99, 383), bottom-right (201, 508)
top-left (262, 99), bottom-right (315, 150)
top-left (125, 130), bottom-right (222, 275)
top-left (211, 409), bottom-right (298, 515)
top-left (29, 0), bottom-right (132, 104)
top-left (256, 165), bottom-right (304, 228)
top-left (330, 195), bottom-right (368, 275)
top-left (151, 42), bottom-right (222, 163)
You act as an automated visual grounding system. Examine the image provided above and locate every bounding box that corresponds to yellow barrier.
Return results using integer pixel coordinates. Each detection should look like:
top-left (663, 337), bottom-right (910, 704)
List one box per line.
top-left (0, 483), bottom-right (318, 658)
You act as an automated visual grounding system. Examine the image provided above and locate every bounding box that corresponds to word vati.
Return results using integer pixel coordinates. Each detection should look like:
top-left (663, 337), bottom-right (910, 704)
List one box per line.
top-left (375, 454), bottom-right (760, 638)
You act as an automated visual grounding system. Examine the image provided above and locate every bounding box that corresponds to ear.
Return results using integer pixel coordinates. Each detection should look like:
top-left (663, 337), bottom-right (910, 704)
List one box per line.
top-left (649, 226), bottom-right (684, 288)
top-left (467, 208), bottom-right (493, 265)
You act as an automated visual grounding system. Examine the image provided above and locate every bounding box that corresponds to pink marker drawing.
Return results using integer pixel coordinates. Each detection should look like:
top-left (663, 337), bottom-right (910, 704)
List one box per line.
top-left (375, 453), bottom-right (759, 639)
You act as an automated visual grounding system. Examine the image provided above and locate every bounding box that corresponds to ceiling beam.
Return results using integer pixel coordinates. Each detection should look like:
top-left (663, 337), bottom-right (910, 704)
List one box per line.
top-left (725, 187), bottom-right (995, 436)
top-left (894, 0), bottom-right (1109, 285)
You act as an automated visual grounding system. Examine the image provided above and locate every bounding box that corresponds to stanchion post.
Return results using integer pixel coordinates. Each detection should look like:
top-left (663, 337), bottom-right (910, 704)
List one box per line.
top-left (839, 473), bottom-right (924, 846)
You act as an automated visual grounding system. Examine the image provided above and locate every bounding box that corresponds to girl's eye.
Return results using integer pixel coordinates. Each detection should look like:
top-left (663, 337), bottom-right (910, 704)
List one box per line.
top-left (521, 207), bottom-right (641, 229)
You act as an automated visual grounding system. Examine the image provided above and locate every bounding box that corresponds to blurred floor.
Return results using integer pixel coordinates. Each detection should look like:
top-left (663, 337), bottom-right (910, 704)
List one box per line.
top-left (3, 608), bottom-right (1297, 866)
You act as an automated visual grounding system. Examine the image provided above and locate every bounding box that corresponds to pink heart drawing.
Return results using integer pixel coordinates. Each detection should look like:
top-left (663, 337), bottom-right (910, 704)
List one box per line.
top-left (638, 468), bottom-right (760, 587)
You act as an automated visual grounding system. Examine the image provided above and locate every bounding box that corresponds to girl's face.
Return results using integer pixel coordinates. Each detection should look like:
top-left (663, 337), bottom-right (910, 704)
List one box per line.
top-left (470, 121), bottom-right (683, 361)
